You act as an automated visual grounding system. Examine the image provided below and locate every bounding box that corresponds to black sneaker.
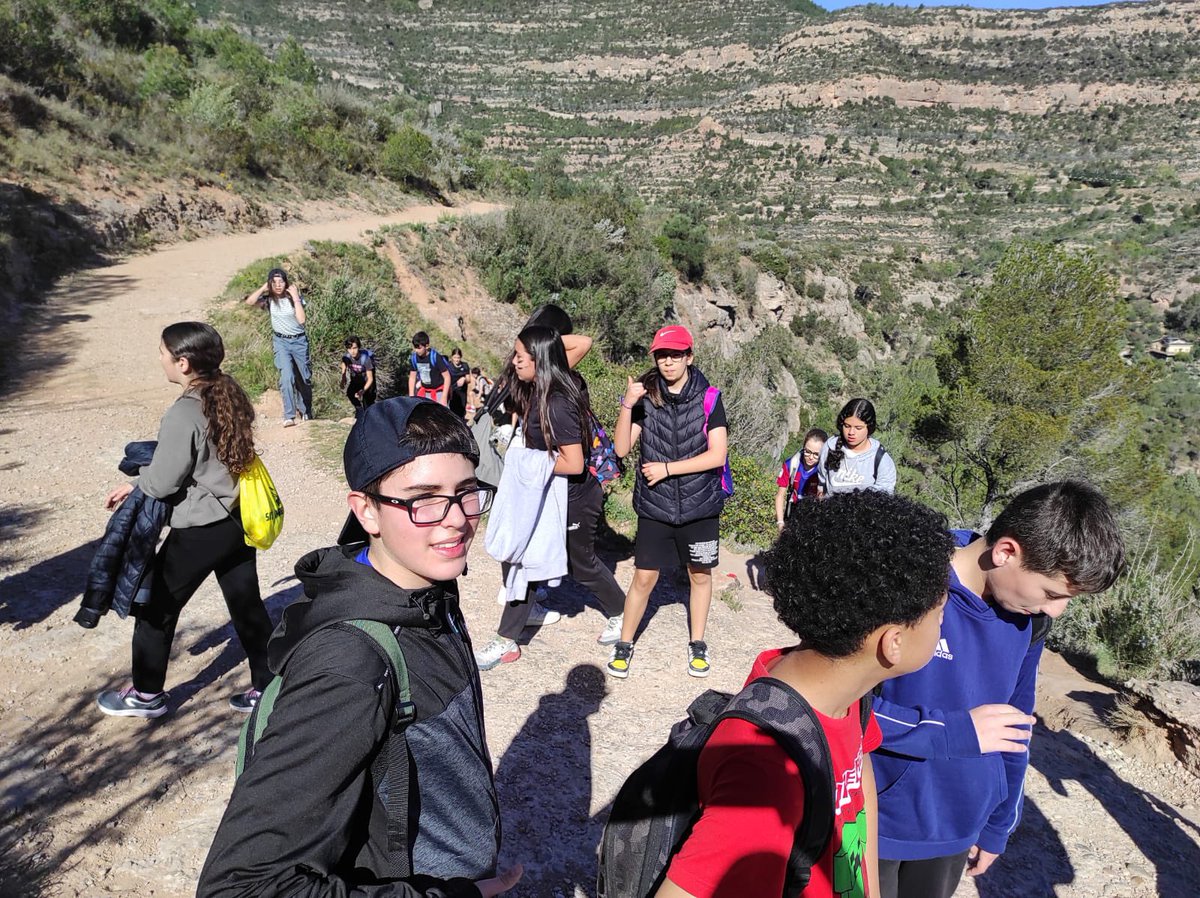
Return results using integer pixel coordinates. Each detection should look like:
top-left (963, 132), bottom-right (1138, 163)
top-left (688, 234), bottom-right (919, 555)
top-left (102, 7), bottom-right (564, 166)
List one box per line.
top-left (687, 640), bottom-right (711, 678)
top-left (229, 688), bottom-right (263, 713)
top-left (97, 686), bottom-right (169, 719)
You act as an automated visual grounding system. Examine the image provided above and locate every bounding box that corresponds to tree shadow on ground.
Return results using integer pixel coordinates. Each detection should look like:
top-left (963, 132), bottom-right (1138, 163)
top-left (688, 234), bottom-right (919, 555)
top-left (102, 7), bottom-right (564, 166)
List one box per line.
top-left (1027, 721), bottom-right (1200, 897)
top-left (0, 616), bottom-right (276, 896)
top-left (494, 664), bottom-right (607, 897)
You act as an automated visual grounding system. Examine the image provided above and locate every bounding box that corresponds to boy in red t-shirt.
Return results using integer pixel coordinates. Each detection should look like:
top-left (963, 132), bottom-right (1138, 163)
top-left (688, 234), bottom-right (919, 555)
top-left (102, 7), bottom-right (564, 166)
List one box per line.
top-left (659, 491), bottom-right (955, 898)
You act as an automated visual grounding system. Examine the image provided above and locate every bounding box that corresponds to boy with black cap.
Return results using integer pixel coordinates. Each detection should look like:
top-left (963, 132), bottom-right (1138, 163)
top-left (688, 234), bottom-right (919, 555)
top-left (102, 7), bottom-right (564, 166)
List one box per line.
top-left (199, 397), bottom-right (522, 898)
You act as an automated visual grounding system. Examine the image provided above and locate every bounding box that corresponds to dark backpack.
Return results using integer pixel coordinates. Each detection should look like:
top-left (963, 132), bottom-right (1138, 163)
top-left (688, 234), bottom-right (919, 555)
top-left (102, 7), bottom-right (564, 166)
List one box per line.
top-left (597, 678), bottom-right (873, 898)
top-left (236, 620), bottom-right (417, 875)
top-left (588, 411), bottom-right (624, 487)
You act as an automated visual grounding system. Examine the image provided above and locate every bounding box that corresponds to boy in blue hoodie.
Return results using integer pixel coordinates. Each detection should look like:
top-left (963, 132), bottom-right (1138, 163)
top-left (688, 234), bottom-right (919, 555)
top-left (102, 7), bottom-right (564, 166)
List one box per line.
top-left (872, 481), bottom-right (1124, 898)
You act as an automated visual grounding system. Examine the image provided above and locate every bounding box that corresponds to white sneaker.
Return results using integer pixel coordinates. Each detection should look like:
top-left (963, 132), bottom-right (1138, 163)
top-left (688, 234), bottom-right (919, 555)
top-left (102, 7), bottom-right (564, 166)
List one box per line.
top-left (475, 637), bottom-right (520, 671)
top-left (526, 602), bottom-right (561, 628)
top-left (597, 614), bottom-right (624, 646)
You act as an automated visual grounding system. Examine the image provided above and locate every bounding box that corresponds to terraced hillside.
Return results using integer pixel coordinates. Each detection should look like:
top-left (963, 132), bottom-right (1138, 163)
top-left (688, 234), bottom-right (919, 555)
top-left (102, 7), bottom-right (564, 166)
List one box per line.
top-left (199, 0), bottom-right (1200, 299)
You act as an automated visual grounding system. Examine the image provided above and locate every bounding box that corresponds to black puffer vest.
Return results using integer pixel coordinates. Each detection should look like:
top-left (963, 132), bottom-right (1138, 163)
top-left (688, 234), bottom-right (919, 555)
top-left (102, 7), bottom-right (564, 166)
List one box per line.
top-left (632, 367), bottom-right (726, 526)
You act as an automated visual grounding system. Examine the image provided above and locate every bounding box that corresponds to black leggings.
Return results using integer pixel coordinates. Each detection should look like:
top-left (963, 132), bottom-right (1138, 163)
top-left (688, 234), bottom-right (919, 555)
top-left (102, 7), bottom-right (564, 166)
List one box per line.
top-left (347, 379), bottom-right (376, 415)
top-left (496, 478), bottom-right (623, 640)
top-left (877, 851), bottom-right (970, 898)
top-left (132, 516), bottom-right (272, 694)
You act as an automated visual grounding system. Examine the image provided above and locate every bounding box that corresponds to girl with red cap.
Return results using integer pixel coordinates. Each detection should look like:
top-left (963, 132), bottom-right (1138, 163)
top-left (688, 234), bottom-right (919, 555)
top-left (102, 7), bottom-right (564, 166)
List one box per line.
top-left (607, 324), bottom-right (729, 679)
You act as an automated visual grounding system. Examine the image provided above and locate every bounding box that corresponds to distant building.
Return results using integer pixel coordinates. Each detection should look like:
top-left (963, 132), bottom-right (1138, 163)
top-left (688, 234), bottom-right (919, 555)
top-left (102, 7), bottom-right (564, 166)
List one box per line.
top-left (1149, 336), bottom-right (1194, 358)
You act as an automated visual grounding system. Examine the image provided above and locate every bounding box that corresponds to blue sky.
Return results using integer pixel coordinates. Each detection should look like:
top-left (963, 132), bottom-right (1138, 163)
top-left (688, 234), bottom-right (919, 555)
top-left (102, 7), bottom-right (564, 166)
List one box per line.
top-left (819, 1), bottom-right (1134, 9)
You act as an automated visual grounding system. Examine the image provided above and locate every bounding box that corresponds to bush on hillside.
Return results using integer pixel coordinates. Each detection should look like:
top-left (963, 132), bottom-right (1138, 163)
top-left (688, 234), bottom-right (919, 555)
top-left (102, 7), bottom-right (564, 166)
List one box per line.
top-left (379, 125), bottom-right (436, 185)
top-left (721, 450), bottom-right (778, 550)
top-left (657, 212), bottom-right (708, 281)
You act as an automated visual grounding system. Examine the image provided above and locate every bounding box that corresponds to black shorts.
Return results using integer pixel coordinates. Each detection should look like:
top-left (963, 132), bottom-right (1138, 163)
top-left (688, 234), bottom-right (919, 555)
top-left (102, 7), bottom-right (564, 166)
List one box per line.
top-left (634, 516), bottom-right (720, 570)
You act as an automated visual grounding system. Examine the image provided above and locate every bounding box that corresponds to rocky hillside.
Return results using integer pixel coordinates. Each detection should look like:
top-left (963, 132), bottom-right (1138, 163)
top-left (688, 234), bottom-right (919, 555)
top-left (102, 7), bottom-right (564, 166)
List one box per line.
top-left (200, 0), bottom-right (1200, 303)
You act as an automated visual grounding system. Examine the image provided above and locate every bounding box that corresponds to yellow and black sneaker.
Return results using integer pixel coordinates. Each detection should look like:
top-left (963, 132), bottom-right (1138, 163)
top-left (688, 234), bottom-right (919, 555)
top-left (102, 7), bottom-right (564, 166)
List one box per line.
top-left (607, 641), bottom-right (634, 679)
top-left (687, 640), bottom-right (711, 678)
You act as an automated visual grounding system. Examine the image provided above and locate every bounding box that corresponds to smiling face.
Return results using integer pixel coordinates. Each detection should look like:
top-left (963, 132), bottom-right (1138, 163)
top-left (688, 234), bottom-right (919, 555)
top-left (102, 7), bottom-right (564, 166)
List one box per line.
top-left (512, 339), bottom-right (536, 382)
top-left (841, 415), bottom-right (870, 450)
top-left (348, 454), bottom-right (480, 590)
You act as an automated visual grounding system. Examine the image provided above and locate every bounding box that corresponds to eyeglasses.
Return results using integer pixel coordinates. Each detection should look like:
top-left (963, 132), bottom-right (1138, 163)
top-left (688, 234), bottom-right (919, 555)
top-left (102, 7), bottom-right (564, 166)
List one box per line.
top-left (802, 449), bottom-right (821, 459)
top-left (363, 485), bottom-right (496, 525)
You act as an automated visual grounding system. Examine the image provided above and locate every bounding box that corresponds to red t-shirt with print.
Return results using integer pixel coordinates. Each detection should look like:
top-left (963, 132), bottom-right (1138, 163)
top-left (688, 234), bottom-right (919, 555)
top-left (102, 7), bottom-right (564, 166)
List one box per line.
top-left (665, 648), bottom-right (882, 898)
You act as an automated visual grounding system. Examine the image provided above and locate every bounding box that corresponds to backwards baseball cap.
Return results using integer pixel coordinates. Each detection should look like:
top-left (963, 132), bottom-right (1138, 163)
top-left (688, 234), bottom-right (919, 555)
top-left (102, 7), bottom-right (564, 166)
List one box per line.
top-left (338, 397), bottom-right (480, 544)
top-left (649, 324), bottom-right (694, 353)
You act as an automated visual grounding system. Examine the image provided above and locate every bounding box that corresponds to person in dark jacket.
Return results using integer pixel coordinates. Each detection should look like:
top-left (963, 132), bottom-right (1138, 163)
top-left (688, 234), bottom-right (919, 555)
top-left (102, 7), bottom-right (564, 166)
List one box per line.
top-left (77, 441), bottom-right (170, 628)
top-left (198, 397), bottom-right (522, 898)
top-left (607, 325), bottom-right (728, 680)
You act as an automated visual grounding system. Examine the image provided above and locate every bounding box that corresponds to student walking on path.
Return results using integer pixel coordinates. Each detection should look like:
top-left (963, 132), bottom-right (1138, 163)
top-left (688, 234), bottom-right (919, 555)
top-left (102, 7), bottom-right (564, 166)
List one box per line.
top-left (340, 335), bottom-right (377, 418)
top-left (775, 426), bottom-right (828, 530)
top-left (607, 324), bottom-right (729, 680)
top-left (447, 347), bottom-right (472, 419)
top-left (475, 325), bottom-right (591, 670)
top-left (97, 322), bottom-right (273, 718)
top-left (408, 331), bottom-right (451, 405)
top-left (244, 267), bottom-right (313, 427)
top-left (818, 398), bottom-right (896, 495)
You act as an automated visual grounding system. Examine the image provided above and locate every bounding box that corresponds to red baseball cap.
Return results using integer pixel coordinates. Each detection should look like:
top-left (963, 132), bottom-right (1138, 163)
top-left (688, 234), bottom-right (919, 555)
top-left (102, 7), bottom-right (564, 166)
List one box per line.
top-left (650, 325), bottom-right (694, 353)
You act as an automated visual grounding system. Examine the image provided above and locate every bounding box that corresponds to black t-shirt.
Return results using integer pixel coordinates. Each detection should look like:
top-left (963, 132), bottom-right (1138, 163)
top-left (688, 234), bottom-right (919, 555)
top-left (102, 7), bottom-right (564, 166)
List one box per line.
top-left (523, 392), bottom-right (582, 452)
top-left (342, 351), bottom-right (375, 381)
top-left (412, 350), bottom-right (448, 388)
top-left (448, 359), bottom-right (471, 394)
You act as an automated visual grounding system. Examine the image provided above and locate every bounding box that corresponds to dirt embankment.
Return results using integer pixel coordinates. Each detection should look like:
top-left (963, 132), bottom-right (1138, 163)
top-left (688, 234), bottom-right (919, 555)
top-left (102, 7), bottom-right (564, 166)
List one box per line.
top-left (1, 204), bottom-right (1198, 898)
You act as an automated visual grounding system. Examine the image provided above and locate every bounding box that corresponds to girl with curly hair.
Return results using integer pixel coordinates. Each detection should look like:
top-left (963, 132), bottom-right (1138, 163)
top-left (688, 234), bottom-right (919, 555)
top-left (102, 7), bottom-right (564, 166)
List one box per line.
top-left (98, 322), bottom-right (273, 718)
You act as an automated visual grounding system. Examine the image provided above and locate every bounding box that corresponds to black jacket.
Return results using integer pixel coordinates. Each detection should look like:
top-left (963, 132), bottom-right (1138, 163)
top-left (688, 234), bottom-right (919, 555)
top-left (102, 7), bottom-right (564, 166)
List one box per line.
top-left (198, 545), bottom-right (499, 898)
top-left (632, 367), bottom-right (726, 525)
top-left (76, 442), bottom-right (170, 627)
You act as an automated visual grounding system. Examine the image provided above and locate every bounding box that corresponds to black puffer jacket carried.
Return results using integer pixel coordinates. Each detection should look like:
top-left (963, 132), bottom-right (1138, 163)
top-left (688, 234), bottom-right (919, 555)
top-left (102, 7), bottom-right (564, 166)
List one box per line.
top-left (198, 545), bottom-right (500, 898)
top-left (76, 442), bottom-right (170, 627)
top-left (632, 367), bottom-right (726, 526)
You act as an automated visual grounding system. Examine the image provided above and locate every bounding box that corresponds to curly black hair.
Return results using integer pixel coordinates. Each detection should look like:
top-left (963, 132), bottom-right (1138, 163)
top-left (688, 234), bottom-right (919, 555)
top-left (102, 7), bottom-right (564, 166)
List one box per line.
top-left (763, 491), bottom-right (954, 658)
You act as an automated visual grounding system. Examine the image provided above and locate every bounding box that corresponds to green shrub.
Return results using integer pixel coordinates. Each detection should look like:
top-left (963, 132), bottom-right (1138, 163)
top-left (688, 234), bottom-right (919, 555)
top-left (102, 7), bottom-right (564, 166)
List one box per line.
top-left (275, 36), bottom-right (319, 86)
top-left (1050, 532), bottom-right (1200, 679)
top-left (140, 45), bottom-right (192, 101)
top-left (721, 450), bottom-right (778, 550)
top-left (657, 212), bottom-right (708, 281)
top-left (379, 125), bottom-right (436, 185)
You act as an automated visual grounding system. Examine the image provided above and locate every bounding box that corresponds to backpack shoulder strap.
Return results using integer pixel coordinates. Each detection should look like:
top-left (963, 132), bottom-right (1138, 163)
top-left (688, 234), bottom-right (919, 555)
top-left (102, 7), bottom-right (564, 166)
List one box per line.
top-left (873, 444), bottom-right (887, 481)
top-left (714, 678), bottom-right (835, 894)
top-left (1029, 613), bottom-right (1053, 645)
top-left (335, 620), bottom-right (416, 872)
top-left (702, 386), bottom-right (720, 420)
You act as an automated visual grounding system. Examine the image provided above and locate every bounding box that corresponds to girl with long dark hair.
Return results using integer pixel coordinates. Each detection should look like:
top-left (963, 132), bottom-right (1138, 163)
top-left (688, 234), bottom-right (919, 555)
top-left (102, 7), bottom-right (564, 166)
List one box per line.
top-left (818, 398), bottom-right (897, 495)
top-left (98, 322), bottom-right (273, 718)
top-left (475, 324), bottom-right (594, 670)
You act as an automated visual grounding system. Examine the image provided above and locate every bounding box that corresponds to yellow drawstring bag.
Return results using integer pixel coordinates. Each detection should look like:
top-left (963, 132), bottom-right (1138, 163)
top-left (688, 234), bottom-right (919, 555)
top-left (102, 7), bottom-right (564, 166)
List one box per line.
top-left (239, 456), bottom-right (284, 550)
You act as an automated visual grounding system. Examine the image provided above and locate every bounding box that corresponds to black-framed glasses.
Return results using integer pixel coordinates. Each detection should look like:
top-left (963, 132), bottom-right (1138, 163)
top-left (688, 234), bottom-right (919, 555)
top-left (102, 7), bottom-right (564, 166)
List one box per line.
top-left (364, 485), bottom-right (496, 525)
top-left (802, 449), bottom-right (821, 459)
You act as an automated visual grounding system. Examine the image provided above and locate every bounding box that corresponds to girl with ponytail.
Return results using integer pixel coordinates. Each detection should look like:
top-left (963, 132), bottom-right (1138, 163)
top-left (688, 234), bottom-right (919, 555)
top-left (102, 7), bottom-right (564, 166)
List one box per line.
top-left (98, 322), bottom-right (273, 719)
top-left (818, 398), bottom-right (898, 496)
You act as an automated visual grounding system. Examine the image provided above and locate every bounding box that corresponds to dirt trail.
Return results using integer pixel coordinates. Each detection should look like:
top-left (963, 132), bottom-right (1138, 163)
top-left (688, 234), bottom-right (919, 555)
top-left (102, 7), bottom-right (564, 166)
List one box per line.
top-left (1, 201), bottom-right (1198, 898)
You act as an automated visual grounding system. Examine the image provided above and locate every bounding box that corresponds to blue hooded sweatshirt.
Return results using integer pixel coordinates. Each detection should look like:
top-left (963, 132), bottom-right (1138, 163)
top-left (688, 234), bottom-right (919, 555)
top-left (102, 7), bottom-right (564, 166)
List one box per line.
top-left (872, 530), bottom-right (1045, 861)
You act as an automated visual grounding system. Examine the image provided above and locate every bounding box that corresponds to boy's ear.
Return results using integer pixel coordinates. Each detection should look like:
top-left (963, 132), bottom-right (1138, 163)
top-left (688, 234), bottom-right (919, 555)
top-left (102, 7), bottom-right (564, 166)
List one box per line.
top-left (346, 493), bottom-right (382, 537)
top-left (876, 624), bottom-right (906, 668)
top-left (990, 536), bottom-right (1023, 569)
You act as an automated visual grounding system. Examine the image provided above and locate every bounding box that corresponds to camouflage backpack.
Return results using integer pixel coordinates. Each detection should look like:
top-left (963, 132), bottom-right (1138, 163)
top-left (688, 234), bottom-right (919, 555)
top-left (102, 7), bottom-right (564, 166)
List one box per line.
top-left (597, 678), bottom-right (873, 898)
